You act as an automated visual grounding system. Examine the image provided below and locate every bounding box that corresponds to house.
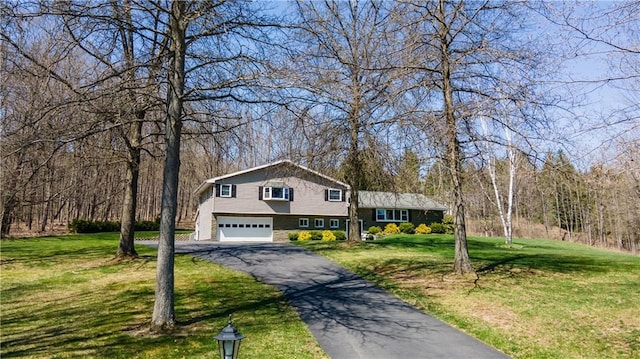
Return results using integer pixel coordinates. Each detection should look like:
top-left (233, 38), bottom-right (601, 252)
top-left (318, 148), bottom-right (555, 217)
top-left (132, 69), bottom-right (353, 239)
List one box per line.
top-left (193, 160), bottom-right (447, 242)
top-left (357, 191), bottom-right (447, 232)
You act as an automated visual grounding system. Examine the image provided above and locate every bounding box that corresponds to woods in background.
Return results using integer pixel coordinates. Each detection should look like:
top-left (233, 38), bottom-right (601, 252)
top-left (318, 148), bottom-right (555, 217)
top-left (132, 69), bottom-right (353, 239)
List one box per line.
top-left (2, 1), bottom-right (638, 255)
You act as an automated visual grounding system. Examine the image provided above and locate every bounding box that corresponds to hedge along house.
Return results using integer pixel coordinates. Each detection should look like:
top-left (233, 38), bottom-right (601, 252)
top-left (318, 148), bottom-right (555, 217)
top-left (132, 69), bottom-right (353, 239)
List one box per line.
top-left (193, 160), bottom-right (448, 242)
top-left (357, 191), bottom-right (448, 232)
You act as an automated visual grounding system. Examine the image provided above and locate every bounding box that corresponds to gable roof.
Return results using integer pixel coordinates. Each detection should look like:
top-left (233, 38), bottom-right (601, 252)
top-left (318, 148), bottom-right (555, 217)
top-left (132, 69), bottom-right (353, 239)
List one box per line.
top-left (358, 191), bottom-right (448, 211)
top-left (195, 159), bottom-right (349, 195)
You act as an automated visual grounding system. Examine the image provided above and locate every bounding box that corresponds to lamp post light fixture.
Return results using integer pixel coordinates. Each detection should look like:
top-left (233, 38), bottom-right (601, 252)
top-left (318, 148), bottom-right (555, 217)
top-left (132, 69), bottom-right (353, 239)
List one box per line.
top-left (215, 315), bottom-right (245, 359)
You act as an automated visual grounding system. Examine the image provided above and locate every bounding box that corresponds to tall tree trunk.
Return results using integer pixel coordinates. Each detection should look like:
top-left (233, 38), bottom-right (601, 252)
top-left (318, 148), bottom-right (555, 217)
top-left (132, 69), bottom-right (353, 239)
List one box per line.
top-left (438, 0), bottom-right (473, 274)
top-left (1, 154), bottom-right (24, 238)
top-left (347, 115), bottom-right (362, 242)
top-left (151, 0), bottom-right (186, 332)
top-left (117, 120), bottom-right (142, 258)
top-left (115, 0), bottom-right (144, 259)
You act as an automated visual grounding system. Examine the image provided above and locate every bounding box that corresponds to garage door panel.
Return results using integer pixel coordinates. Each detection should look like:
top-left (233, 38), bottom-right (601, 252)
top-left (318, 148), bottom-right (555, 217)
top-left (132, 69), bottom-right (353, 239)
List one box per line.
top-left (217, 216), bottom-right (273, 242)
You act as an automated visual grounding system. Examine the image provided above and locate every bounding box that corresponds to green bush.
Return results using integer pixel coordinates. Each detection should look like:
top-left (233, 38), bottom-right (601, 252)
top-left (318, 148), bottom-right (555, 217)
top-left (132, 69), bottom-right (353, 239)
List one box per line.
top-left (69, 219), bottom-right (160, 233)
top-left (288, 232), bottom-right (299, 241)
top-left (443, 214), bottom-right (454, 224)
top-left (368, 226), bottom-right (382, 235)
top-left (333, 231), bottom-right (346, 241)
top-left (429, 222), bottom-right (446, 234)
top-left (383, 223), bottom-right (400, 235)
top-left (309, 231), bottom-right (323, 241)
top-left (415, 223), bottom-right (432, 234)
top-left (398, 222), bottom-right (415, 234)
top-left (135, 220), bottom-right (159, 231)
top-left (322, 230), bottom-right (336, 241)
top-left (442, 214), bottom-right (454, 234)
top-left (69, 219), bottom-right (119, 233)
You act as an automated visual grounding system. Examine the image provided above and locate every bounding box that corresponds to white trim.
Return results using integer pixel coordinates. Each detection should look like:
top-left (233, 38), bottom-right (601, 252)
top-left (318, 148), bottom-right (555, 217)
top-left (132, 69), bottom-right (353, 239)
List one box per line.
top-left (263, 186), bottom-right (289, 201)
top-left (346, 219), bottom-right (364, 238)
top-left (376, 208), bottom-right (409, 222)
top-left (220, 184), bottom-right (232, 198)
top-left (328, 188), bottom-right (342, 202)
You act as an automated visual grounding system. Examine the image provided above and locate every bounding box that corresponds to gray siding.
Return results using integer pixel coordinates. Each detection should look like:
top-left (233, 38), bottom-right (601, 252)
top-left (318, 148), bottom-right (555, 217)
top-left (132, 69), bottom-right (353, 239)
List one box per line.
top-left (212, 167), bottom-right (348, 217)
top-left (357, 208), bottom-right (444, 230)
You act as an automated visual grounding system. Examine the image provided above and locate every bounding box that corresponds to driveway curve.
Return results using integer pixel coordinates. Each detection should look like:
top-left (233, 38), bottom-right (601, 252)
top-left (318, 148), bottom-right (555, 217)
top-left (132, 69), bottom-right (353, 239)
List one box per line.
top-left (172, 241), bottom-right (509, 359)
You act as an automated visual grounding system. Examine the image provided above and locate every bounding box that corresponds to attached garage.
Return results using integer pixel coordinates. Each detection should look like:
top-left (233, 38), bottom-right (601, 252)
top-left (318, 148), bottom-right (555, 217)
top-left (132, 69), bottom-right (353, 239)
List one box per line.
top-left (216, 216), bottom-right (273, 242)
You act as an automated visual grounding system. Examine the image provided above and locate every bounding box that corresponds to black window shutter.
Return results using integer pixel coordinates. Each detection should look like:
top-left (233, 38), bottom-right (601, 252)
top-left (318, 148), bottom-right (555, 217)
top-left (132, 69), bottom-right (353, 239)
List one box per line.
top-left (324, 189), bottom-right (328, 201)
top-left (372, 209), bottom-right (376, 221)
top-left (231, 185), bottom-right (237, 198)
top-left (215, 184), bottom-right (221, 197)
top-left (342, 190), bottom-right (346, 202)
top-left (289, 188), bottom-right (294, 201)
top-left (408, 210), bottom-right (412, 222)
top-left (258, 186), bottom-right (263, 200)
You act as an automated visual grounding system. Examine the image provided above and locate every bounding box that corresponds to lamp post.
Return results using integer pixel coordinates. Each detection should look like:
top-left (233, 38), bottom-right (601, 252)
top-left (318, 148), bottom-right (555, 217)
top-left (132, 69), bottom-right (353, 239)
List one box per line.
top-left (215, 315), bottom-right (245, 359)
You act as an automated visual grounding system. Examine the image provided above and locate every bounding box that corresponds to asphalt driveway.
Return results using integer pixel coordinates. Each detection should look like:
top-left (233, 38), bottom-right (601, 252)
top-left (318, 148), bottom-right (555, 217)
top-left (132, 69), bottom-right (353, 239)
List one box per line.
top-left (171, 241), bottom-right (509, 359)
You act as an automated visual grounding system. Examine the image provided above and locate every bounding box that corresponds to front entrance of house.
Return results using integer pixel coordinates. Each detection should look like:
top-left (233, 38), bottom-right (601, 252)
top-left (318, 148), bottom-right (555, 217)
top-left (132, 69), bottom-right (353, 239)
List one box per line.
top-left (346, 219), bottom-right (364, 239)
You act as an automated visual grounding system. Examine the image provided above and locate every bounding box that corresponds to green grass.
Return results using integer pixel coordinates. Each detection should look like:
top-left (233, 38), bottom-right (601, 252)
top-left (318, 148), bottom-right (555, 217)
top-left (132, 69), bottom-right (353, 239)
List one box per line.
top-left (298, 235), bottom-right (640, 359)
top-left (1, 234), bottom-right (327, 359)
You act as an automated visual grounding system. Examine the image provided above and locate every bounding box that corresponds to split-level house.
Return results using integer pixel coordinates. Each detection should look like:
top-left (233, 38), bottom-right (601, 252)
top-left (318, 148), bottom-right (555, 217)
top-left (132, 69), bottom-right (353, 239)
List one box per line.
top-left (193, 160), bottom-right (447, 242)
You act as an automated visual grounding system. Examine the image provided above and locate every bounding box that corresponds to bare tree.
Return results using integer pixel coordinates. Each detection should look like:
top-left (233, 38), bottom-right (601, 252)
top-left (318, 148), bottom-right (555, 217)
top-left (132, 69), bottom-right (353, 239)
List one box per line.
top-left (151, 0), bottom-right (276, 331)
top-left (401, 0), bottom-right (554, 273)
top-left (287, 0), bottom-right (403, 241)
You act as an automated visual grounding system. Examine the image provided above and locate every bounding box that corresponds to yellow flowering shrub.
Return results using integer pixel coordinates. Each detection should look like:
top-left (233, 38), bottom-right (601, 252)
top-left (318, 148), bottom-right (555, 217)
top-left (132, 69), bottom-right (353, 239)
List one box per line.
top-left (415, 223), bottom-right (432, 234)
top-left (383, 223), bottom-right (400, 235)
top-left (298, 231), bottom-right (312, 241)
top-left (321, 230), bottom-right (337, 241)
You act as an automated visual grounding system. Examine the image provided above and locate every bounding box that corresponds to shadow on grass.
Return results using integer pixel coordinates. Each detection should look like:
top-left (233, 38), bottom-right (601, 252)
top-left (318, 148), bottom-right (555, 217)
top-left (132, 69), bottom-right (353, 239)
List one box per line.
top-left (166, 242), bottom-right (510, 359)
top-left (299, 235), bottom-right (640, 276)
top-left (1, 262), bottom-right (292, 359)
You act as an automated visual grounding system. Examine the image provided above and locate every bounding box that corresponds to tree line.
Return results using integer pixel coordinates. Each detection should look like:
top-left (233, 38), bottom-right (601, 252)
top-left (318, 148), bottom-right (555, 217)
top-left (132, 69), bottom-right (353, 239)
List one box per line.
top-left (2, 0), bottom-right (637, 331)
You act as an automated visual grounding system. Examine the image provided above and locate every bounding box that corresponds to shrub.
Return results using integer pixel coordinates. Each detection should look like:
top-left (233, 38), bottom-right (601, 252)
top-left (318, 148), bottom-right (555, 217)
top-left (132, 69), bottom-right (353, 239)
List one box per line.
top-left (69, 219), bottom-right (120, 233)
top-left (298, 231), bottom-right (312, 241)
top-left (415, 223), bottom-right (432, 234)
top-left (398, 222), bottom-right (415, 234)
top-left (322, 230), bottom-right (337, 241)
top-left (288, 232), bottom-right (299, 241)
top-left (134, 220), bottom-right (159, 231)
top-left (383, 223), bottom-right (400, 235)
top-left (69, 219), bottom-right (160, 233)
top-left (429, 222), bottom-right (446, 234)
top-left (368, 226), bottom-right (382, 235)
top-left (443, 214), bottom-right (454, 224)
top-left (442, 214), bottom-right (455, 234)
top-left (333, 230), bottom-right (346, 241)
top-left (309, 231), bottom-right (323, 241)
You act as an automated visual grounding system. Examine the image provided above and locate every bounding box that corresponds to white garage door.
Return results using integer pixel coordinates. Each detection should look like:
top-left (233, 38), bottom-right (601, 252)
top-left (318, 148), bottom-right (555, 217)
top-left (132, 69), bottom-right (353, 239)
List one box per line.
top-left (216, 216), bottom-right (273, 242)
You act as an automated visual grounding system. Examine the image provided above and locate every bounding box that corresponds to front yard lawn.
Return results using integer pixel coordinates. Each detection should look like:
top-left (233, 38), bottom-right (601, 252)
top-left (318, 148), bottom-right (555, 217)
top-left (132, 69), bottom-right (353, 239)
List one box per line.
top-left (1, 234), bottom-right (327, 359)
top-left (298, 235), bottom-right (640, 359)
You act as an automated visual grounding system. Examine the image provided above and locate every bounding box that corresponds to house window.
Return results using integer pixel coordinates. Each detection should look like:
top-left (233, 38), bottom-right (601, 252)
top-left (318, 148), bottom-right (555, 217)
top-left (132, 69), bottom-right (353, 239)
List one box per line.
top-left (376, 209), bottom-right (409, 222)
top-left (314, 218), bottom-right (324, 228)
top-left (299, 218), bottom-right (309, 228)
top-left (328, 188), bottom-right (342, 201)
top-left (220, 184), bottom-right (232, 198)
top-left (329, 219), bottom-right (340, 228)
top-left (263, 186), bottom-right (290, 201)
